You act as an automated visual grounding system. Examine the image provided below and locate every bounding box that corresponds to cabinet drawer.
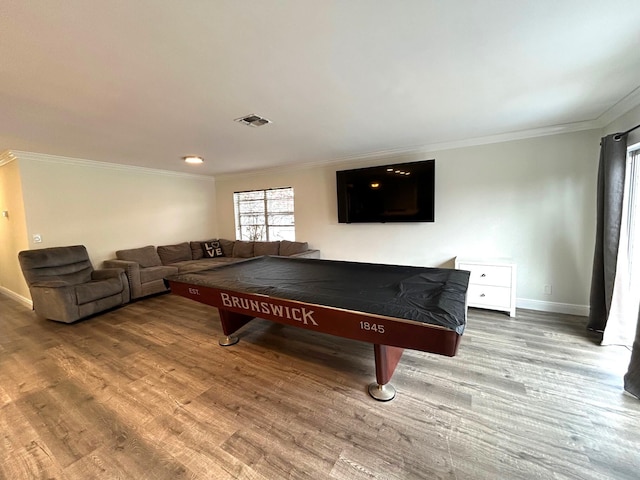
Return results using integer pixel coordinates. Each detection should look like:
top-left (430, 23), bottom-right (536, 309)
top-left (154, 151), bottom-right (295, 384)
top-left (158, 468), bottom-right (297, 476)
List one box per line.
top-left (467, 284), bottom-right (511, 309)
top-left (458, 263), bottom-right (512, 287)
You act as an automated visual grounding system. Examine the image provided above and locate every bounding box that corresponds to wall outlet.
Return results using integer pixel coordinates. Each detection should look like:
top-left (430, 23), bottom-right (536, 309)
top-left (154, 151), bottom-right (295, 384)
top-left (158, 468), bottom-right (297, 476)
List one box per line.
top-left (33, 234), bottom-right (42, 243)
top-left (544, 284), bottom-right (552, 295)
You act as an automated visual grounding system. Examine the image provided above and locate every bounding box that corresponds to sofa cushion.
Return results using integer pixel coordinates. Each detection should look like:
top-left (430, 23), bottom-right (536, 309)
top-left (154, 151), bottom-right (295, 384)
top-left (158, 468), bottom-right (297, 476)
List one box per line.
top-left (279, 240), bottom-right (309, 256)
top-left (218, 239), bottom-right (235, 257)
top-left (233, 241), bottom-right (254, 258)
top-left (203, 257), bottom-right (240, 265)
top-left (165, 259), bottom-right (203, 272)
top-left (254, 241), bottom-right (280, 256)
top-left (139, 265), bottom-right (179, 283)
top-left (190, 239), bottom-right (215, 260)
top-left (157, 242), bottom-right (192, 265)
top-left (116, 245), bottom-right (162, 268)
top-left (171, 257), bottom-right (240, 273)
top-left (202, 240), bottom-right (224, 258)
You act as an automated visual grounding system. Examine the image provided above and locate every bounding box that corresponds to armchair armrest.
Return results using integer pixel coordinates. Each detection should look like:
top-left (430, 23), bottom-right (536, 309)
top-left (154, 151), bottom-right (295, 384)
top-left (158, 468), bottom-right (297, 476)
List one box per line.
top-left (92, 267), bottom-right (130, 303)
top-left (31, 279), bottom-right (73, 288)
top-left (92, 268), bottom-right (125, 280)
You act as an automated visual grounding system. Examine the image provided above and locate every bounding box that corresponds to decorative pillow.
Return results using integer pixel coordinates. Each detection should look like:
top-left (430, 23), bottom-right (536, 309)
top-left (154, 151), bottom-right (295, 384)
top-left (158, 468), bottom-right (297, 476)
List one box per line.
top-left (254, 241), bottom-right (280, 256)
top-left (202, 240), bottom-right (224, 258)
top-left (232, 240), bottom-right (254, 258)
top-left (190, 239), bottom-right (215, 260)
top-left (279, 240), bottom-right (308, 256)
top-left (116, 245), bottom-right (162, 268)
top-left (157, 242), bottom-right (192, 265)
top-left (218, 239), bottom-right (236, 257)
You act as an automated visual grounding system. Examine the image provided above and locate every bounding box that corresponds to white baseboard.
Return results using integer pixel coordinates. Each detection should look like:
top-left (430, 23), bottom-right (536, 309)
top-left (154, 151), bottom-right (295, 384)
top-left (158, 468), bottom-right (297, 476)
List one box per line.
top-left (516, 298), bottom-right (588, 317)
top-left (0, 286), bottom-right (33, 309)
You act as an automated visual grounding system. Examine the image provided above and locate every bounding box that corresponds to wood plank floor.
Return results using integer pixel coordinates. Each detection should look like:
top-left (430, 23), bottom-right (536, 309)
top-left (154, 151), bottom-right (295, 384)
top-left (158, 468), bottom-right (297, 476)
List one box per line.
top-left (1, 292), bottom-right (638, 480)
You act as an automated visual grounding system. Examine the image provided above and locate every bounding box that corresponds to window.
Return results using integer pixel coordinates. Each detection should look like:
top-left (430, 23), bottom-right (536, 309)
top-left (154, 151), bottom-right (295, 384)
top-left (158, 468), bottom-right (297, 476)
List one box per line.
top-left (233, 187), bottom-right (295, 241)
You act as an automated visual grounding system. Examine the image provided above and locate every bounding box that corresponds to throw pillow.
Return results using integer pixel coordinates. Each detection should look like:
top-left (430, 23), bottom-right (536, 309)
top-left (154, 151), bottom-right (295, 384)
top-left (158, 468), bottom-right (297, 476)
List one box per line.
top-left (232, 240), bottom-right (254, 258)
top-left (254, 241), bottom-right (280, 256)
top-left (202, 240), bottom-right (224, 258)
top-left (190, 239), bottom-right (215, 260)
top-left (218, 239), bottom-right (236, 257)
top-left (157, 242), bottom-right (192, 265)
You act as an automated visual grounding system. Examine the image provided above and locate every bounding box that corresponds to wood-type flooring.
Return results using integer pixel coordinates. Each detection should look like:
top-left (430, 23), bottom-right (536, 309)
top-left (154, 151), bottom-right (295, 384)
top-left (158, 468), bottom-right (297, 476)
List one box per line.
top-left (1, 292), bottom-right (638, 479)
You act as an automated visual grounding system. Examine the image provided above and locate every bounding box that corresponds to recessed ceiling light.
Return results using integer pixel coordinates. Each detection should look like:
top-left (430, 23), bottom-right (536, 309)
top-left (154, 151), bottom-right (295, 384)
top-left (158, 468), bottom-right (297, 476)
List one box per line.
top-left (183, 156), bottom-right (204, 164)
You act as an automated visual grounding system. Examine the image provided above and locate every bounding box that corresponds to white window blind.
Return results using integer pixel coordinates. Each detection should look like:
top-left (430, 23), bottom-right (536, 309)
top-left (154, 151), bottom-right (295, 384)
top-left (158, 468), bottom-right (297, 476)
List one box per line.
top-left (233, 187), bottom-right (295, 241)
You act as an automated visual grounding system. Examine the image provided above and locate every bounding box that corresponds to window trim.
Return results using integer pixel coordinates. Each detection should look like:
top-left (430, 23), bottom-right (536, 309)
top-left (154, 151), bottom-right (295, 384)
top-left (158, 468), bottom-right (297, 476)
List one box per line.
top-left (233, 187), bottom-right (295, 241)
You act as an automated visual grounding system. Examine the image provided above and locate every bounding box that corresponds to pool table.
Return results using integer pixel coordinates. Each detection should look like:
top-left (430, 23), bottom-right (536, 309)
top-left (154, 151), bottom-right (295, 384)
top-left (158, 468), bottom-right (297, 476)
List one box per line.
top-left (166, 255), bottom-right (470, 401)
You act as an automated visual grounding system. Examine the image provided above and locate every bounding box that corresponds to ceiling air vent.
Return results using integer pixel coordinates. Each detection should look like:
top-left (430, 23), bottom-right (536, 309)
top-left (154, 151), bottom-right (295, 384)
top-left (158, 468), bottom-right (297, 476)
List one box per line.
top-left (234, 113), bottom-right (272, 127)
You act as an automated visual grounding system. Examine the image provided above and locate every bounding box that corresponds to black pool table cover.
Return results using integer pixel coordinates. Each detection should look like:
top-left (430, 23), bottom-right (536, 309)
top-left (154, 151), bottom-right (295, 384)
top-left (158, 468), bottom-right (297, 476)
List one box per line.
top-left (166, 256), bottom-right (470, 334)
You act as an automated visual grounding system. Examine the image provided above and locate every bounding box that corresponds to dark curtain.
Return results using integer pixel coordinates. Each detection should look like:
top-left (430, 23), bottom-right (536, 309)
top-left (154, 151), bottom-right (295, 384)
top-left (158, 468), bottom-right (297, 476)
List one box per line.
top-left (625, 305), bottom-right (640, 398)
top-left (587, 134), bottom-right (628, 332)
top-left (587, 132), bottom-right (640, 399)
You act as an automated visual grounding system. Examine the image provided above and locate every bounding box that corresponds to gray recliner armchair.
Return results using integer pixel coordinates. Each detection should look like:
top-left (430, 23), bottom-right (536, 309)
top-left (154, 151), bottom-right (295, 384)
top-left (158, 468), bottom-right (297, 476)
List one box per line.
top-left (18, 245), bottom-right (130, 323)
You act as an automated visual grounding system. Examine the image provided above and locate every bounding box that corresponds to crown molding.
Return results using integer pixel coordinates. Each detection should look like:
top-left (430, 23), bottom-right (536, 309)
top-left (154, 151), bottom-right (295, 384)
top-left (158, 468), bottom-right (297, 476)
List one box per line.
top-left (217, 120), bottom-right (602, 180)
top-left (381, 120), bottom-right (602, 157)
top-left (6, 150), bottom-right (216, 181)
top-left (0, 150), bottom-right (18, 167)
top-left (597, 86), bottom-right (640, 127)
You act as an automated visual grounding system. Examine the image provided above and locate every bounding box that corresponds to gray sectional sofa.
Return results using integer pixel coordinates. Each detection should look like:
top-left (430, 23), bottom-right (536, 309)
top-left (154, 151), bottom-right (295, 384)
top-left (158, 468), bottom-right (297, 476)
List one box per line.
top-left (104, 239), bottom-right (320, 300)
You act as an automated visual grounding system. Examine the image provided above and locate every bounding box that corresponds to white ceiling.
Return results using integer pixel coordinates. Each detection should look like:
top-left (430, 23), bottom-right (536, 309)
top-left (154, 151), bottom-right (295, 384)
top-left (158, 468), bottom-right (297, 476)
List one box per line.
top-left (2, 1), bottom-right (640, 176)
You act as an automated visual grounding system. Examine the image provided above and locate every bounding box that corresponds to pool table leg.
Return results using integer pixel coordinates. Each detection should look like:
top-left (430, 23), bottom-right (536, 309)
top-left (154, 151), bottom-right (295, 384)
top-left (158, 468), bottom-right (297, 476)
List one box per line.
top-left (217, 309), bottom-right (254, 346)
top-left (368, 344), bottom-right (405, 401)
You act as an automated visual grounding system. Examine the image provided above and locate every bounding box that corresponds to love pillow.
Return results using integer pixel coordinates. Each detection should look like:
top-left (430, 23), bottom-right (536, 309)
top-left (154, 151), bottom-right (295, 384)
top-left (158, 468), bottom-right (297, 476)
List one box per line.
top-left (202, 240), bottom-right (224, 258)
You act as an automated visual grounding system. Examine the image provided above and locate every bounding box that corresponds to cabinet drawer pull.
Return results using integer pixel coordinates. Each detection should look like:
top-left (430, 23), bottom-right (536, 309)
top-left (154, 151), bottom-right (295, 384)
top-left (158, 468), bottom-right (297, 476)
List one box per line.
top-left (480, 293), bottom-right (485, 297)
top-left (480, 273), bottom-right (486, 277)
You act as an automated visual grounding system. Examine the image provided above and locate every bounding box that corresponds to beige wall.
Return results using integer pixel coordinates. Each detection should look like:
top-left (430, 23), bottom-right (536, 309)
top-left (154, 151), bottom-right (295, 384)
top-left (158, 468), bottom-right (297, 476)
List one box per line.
top-left (0, 157), bottom-right (30, 301)
top-left (14, 151), bottom-right (218, 282)
top-left (216, 129), bottom-right (601, 314)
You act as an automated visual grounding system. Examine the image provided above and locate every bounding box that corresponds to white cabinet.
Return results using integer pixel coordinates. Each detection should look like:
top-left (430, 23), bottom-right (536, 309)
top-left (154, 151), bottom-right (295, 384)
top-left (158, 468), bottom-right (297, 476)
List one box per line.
top-left (454, 258), bottom-right (517, 317)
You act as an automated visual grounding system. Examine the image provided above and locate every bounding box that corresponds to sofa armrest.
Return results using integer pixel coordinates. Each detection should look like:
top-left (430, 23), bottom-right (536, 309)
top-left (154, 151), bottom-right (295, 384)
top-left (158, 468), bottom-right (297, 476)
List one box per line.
top-left (104, 259), bottom-right (141, 299)
top-left (287, 249), bottom-right (320, 259)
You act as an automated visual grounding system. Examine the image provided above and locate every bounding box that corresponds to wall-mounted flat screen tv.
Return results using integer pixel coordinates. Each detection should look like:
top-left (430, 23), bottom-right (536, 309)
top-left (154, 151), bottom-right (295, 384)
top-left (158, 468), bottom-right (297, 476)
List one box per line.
top-left (337, 159), bottom-right (435, 223)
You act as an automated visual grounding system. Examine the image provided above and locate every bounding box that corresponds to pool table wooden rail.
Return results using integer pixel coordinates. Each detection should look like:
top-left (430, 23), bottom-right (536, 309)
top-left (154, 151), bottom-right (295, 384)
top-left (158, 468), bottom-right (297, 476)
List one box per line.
top-left (168, 280), bottom-right (462, 355)
top-left (168, 277), bottom-right (463, 401)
